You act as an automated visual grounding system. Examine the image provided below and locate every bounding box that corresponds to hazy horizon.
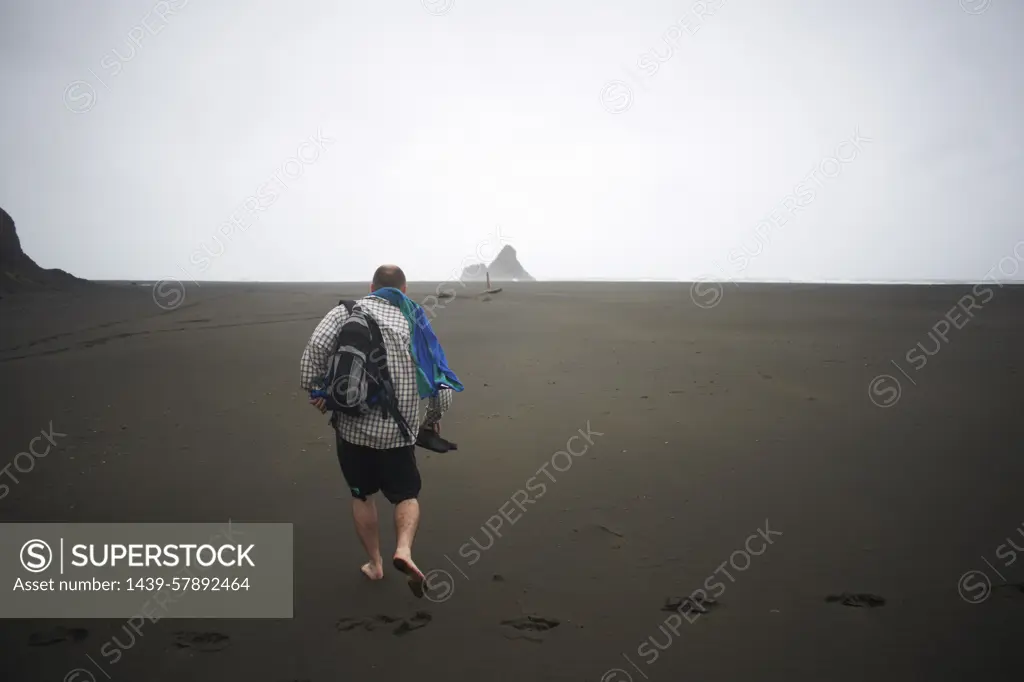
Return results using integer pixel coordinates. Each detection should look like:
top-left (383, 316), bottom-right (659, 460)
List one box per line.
top-left (97, 276), bottom-right (1024, 286)
top-left (2, 0), bottom-right (1023, 284)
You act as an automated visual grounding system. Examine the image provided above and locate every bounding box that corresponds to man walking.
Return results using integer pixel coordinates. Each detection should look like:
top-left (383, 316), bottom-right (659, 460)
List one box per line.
top-left (300, 265), bottom-right (460, 596)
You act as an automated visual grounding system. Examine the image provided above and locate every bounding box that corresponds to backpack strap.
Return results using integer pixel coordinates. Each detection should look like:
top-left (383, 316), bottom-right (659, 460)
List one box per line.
top-left (360, 311), bottom-right (414, 442)
top-left (327, 299), bottom-right (359, 429)
top-left (379, 378), bottom-right (413, 441)
top-left (328, 300), bottom-right (358, 357)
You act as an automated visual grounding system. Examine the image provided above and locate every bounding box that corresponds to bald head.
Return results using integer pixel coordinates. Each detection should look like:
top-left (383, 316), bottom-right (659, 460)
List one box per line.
top-left (371, 264), bottom-right (407, 292)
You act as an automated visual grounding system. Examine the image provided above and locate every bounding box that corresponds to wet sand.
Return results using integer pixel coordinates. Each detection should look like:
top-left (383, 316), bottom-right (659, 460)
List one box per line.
top-left (1, 281), bottom-right (1022, 681)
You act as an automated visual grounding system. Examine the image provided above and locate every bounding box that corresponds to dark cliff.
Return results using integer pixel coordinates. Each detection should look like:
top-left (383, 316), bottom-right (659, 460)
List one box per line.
top-left (1, 207), bottom-right (85, 293)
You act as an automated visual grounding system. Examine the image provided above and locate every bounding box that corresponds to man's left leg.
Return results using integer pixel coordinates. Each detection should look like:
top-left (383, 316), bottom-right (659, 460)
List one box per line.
top-left (393, 498), bottom-right (423, 587)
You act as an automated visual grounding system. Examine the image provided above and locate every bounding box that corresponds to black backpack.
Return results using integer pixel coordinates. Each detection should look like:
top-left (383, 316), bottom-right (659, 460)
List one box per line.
top-left (323, 300), bottom-right (412, 439)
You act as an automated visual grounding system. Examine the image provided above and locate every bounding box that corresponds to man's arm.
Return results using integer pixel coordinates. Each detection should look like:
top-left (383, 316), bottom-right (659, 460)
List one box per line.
top-left (299, 306), bottom-right (347, 391)
top-left (423, 387), bottom-right (454, 428)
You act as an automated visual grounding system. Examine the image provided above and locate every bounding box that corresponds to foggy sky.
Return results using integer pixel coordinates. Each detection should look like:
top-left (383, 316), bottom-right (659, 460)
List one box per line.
top-left (2, 0), bottom-right (1022, 282)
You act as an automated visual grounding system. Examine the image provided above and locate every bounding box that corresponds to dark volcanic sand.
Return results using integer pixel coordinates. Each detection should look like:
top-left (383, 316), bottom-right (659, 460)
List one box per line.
top-left (1, 282), bottom-right (1022, 681)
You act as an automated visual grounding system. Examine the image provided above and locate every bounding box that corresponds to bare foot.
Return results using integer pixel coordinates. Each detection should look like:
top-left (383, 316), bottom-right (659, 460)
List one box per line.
top-left (392, 551), bottom-right (425, 598)
top-left (361, 561), bottom-right (384, 580)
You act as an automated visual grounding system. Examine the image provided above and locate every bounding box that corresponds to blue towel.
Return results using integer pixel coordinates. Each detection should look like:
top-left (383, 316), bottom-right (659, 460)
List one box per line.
top-left (370, 288), bottom-right (464, 399)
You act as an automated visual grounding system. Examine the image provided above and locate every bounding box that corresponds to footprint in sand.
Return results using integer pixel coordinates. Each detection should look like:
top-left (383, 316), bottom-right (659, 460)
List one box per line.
top-left (172, 631), bottom-right (231, 652)
top-left (501, 615), bottom-right (560, 643)
top-left (28, 626), bottom-right (88, 646)
top-left (335, 617), bottom-right (364, 632)
top-left (825, 593), bottom-right (886, 608)
top-left (662, 594), bottom-right (720, 614)
top-left (336, 615), bottom-right (394, 632)
top-left (502, 615), bottom-right (560, 632)
top-left (393, 611), bottom-right (433, 636)
top-left (336, 611), bottom-right (432, 636)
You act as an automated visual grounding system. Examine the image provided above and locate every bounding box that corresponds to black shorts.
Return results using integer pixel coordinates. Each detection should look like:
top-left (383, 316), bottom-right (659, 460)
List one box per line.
top-left (335, 436), bottom-right (421, 504)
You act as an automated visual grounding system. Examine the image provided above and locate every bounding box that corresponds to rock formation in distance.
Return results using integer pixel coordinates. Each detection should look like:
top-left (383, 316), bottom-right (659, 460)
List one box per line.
top-left (459, 245), bottom-right (535, 282)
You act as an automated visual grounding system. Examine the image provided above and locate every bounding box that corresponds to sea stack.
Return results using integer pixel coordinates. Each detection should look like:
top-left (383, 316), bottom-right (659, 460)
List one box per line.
top-left (460, 245), bottom-right (535, 282)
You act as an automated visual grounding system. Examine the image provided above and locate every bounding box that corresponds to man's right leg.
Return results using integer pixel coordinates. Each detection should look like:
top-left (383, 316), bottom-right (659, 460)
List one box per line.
top-left (352, 498), bottom-right (384, 579)
top-left (336, 436), bottom-right (384, 580)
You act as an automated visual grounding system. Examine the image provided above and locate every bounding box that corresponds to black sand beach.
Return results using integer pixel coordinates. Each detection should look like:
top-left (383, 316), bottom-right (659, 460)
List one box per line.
top-left (1, 281), bottom-right (1022, 681)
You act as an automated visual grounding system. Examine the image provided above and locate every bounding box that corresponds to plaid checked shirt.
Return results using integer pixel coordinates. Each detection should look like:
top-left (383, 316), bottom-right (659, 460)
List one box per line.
top-left (300, 295), bottom-right (453, 449)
